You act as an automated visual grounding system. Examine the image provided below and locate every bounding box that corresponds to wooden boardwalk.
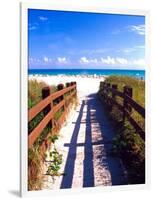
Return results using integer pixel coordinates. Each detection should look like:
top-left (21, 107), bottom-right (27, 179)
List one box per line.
top-left (43, 93), bottom-right (128, 189)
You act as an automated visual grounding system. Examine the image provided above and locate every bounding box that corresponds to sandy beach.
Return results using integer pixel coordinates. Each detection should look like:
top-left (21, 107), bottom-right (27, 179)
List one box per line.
top-left (29, 75), bottom-right (106, 101)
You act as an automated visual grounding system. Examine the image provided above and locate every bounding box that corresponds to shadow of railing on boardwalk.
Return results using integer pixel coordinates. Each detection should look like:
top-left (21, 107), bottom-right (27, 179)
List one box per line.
top-left (60, 94), bottom-right (127, 189)
top-left (60, 100), bottom-right (85, 189)
top-left (60, 99), bottom-right (95, 189)
top-left (83, 100), bottom-right (94, 187)
top-left (87, 93), bottom-right (127, 185)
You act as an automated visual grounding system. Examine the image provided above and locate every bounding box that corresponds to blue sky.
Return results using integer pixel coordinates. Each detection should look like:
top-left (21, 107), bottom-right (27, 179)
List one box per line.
top-left (28, 9), bottom-right (145, 70)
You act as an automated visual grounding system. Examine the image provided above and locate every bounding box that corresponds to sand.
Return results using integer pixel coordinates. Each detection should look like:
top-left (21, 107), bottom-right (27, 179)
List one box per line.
top-left (28, 75), bottom-right (105, 101)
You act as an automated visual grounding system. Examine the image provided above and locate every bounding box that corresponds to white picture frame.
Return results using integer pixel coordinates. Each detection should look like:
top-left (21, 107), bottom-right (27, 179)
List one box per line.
top-left (20, 0), bottom-right (150, 197)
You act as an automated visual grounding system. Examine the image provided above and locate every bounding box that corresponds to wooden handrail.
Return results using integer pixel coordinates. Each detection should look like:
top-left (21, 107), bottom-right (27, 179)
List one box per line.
top-left (125, 95), bottom-right (145, 118)
top-left (110, 87), bottom-right (124, 98)
top-left (28, 85), bottom-right (76, 122)
top-left (28, 100), bottom-right (65, 147)
top-left (125, 111), bottom-right (145, 140)
top-left (98, 82), bottom-right (145, 139)
top-left (28, 83), bottom-right (77, 147)
top-left (108, 85), bottom-right (145, 118)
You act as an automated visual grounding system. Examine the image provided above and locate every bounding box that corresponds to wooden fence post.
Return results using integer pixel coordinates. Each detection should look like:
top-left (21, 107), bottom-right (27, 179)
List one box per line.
top-left (123, 86), bottom-right (133, 122)
top-left (42, 86), bottom-right (51, 116)
top-left (101, 82), bottom-right (106, 102)
top-left (66, 82), bottom-right (71, 87)
top-left (112, 84), bottom-right (118, 109)
top-left (70, 82), bottom-right (74, 95)
top-left (106, 83), bottom-right (111, 105)
top-left (57, 83), bottom-right (64, 103)
top-left (66, 82), bottom-right (71, 97)
top-left (99, 81), bottom-right (104, 92)
top-left (42, 86), bottom-right (52, 148)
top-left (106, 83), bottom-right (111, 95)
top-left (57, 84), bottom-right (65, 114)
top-left (73, 82), bottom-right (77, 98)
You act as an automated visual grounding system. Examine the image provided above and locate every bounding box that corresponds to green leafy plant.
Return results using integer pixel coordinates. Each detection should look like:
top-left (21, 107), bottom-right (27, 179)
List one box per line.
top-left (46, 134), bottom-right (63, 179)
top-left (48, 134), bottom-right (59, 144)
top-left (46, 148), bottom-right (63, 175)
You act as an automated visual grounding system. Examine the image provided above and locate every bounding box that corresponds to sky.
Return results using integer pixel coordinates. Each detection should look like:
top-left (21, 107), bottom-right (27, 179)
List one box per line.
top-left (28, 9), bottom-right (145, 70)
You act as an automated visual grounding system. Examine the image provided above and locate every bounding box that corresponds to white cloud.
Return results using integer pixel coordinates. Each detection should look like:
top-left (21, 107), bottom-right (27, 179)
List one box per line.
top-left (132, 59), bottom-right (145, 66)
top-left (43, 56), bottom-right (52, 63)
top-left (119, 45), bottom-right (145, 54)
top-left (43, 56), bottom-right (49, 63)
top-left (101, 56), bottom-right (115, 65)
top-left (112, 24), bottom-right (145, 36)
top-left (116, 57), bottom-right (128, 65)
top-left (122, 48), bottom-right (136, 53)
top-left (101, 56), bottom-right (129, 65)
top-left (79, 57), bottom-right (89, 64)
top-left (57, 57), bottom-right (68, 64)
top-left (79, 56), bottom-right (129, 66)
top-left (90, 58), bottom-right (98, 64)
top-left (79, 56), bottom-right (145, 68)
top-left (29, 26), bottom-right (37, 30)
top-left (79, 57), bottom-right (98, 64)
top-left (29, 58), bottom-right (41, 64)
top-left (29, 58), bottom-right (33, 63)
top-left (39, 16), bottom-right (48, 21)
top-left (28, 23), bottom-right (39, 31)
top-left (135, 45), bottom-right (145, 49)
top-left (128, 24), bottom-right (145, 35)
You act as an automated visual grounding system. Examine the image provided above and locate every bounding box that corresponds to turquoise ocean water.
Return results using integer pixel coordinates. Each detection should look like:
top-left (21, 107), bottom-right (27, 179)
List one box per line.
top-left (29, 69), bottom-right (145, 79)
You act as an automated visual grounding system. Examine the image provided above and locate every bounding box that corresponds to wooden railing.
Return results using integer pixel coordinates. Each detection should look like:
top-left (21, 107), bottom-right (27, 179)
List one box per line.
top-left (98, 82), bottom-right (145, 140)
top-left (28, 82), bottom-right (77, 147)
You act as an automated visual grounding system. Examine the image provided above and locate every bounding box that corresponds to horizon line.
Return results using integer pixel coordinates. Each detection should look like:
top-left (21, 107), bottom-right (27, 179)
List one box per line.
top-left (28, 68), bottom-right (145, 71)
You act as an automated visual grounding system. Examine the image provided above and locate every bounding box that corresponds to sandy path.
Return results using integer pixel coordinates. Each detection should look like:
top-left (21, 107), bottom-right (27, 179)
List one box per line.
top-left (39, 77), bottom-right (128, 190)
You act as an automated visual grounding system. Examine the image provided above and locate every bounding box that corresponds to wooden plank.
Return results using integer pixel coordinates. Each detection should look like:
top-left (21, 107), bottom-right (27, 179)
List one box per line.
top-left (28, 85), bottom-right (76, 122)
top-left (125, 95), bottom-right (145, 118)
top-left (28, 100), bottom-right (65, 147)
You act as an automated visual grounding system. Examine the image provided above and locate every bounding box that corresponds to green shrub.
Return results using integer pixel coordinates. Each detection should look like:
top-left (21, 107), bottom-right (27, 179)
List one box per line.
top-left (105, 75), bottom-right (145, 107)
top-left (112, 122), bottom-right (145, 183)
top-left (99, 76), bottom-right (145, 184)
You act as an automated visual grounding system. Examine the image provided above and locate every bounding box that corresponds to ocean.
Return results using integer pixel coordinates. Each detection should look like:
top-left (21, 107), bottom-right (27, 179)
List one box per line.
top-left (28, 69), bottom-right (145, 79)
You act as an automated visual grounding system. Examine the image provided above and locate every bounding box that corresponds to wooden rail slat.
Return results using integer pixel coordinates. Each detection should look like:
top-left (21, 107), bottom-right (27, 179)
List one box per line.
top-left (111, 98), bottom-right (123, 111)
top-left (125, 111), bottom-right (145, 140)
top-left (99, 82), bottom-right (145, 140)
top-left (28, 85), bottom-right (76, 122)
top-left (125, 95), bottom-right (145, 118)
top-left (28, 100), bottom-right (65, 147)
top-left (110, 88), bottom-right (124, 98)
top-left (103, 85), bottom-right (145, 117)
